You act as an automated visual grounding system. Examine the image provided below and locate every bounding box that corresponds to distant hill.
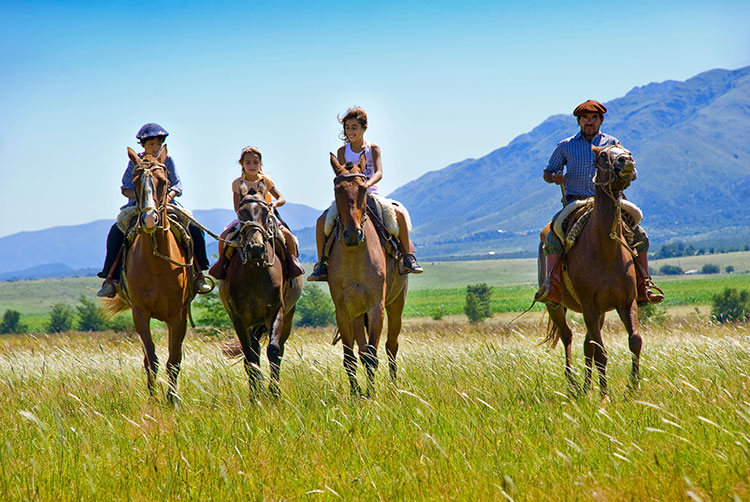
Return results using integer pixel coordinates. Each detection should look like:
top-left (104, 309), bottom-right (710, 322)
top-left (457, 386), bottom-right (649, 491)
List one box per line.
top-left (0, 203), bottom-right (321, 278)
top-left (389, 66), bottom-right (750, 258)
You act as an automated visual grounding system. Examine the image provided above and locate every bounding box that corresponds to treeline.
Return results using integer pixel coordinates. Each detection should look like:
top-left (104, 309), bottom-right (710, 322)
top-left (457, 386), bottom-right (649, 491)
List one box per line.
top-left (655, 241), bottom-right (750, 259)
top-left (1, 295), bottom-right (133, 334)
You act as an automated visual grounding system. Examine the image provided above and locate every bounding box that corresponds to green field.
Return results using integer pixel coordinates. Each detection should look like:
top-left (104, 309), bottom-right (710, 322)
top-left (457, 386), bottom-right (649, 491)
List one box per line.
top-left (0, 319), bottom-right (748, 500)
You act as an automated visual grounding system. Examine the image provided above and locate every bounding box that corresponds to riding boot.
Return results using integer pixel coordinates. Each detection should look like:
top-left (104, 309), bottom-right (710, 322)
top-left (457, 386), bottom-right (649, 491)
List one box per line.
top-left (96, 279), bottom-right (118, 298)
top-left (188, 223), bottom-right (210, 270)
top-left (285, 252), bottom-right (305, 279)
top-left (98, 224), bottom-right (125, 279)
top-left (400, 254), bottom-right (423, 275)
top-left (307, 260), bottom-right (328, 282)
top-left (534, 252), bottom-right (562, 305)
top-left (635, 252), bottom-right (664, 305)
top-left (208, 253), bottom-right (228, 280)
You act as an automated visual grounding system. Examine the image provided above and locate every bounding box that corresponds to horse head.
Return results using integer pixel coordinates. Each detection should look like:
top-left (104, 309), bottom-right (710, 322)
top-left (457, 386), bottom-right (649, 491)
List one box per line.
top-left (129, 146), bottom-right (169, 234)
top-left (236, 186), bottom-right (276, 266)
top-left (330, 152), bottom-right (368, 247)
top-left (592, 143), bottom-right (636, 193)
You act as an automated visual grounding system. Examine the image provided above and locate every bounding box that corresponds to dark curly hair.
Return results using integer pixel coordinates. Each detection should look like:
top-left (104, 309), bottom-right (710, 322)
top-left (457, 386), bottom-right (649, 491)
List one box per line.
top-left (338, 106), bottom-right (368, 142)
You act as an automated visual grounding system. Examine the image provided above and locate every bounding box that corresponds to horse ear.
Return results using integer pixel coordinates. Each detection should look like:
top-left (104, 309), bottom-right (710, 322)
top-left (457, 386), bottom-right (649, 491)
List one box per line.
top-left (127, 147), bottom-right (140, 165)
top-left (591, 146), bottom-right (603, 155)
top-left (330, 152), bottom-right (345, 175)
top-left (357, 153), bottom-right (367, 173)
top-left (257, 179), bottom-right (269, 198)
top-left (157, 144), bottom-right (168, 163)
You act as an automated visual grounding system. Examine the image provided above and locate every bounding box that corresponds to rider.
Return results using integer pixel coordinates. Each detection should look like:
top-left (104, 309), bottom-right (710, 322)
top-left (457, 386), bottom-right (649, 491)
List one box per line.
top-left (208, 146), bottom-right (305, 279)
top-left (307, 106), bottom-right (423, 281)
top-left (96, 123), bottom-right (212, 297)
top-left (535, 100), bottom-right (664, 306)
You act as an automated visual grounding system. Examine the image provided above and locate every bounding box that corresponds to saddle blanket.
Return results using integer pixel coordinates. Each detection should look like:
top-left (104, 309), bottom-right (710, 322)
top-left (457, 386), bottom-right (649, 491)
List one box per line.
top-left (552, 197), bottom-right (643, 244)
top-left (324, 194), bottom-right (412, 237)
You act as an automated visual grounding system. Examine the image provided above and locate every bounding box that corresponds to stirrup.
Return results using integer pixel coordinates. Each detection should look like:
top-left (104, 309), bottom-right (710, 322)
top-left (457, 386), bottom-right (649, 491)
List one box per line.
top-left (195, 275), bottom-right (215, 294)
top-left (96, 280), bottom-right (118, 298)
top-left (400, 254), bottom-right (423, 275)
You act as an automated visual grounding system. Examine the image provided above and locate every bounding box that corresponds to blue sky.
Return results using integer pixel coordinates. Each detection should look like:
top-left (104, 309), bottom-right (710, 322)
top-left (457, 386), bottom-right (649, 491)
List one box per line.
top-left (1, 0), bottom-right (748, 237)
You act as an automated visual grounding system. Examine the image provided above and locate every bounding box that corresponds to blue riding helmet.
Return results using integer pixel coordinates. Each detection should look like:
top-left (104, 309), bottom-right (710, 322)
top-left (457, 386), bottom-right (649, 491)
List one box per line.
top-left (136, 123), bottom-right (169, 143)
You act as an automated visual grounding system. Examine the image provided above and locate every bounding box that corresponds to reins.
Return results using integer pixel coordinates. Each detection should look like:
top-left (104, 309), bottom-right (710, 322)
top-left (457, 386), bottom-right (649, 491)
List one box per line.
top-left (235, 198), bottom-right (277, 267)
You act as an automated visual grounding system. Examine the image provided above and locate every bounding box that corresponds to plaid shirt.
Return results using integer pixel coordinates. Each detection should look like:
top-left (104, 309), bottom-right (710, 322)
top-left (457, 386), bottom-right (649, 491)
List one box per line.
top-left (120, 153), bottom-right (182, 207)
top-left (544, 131), bottom-right (619, 197)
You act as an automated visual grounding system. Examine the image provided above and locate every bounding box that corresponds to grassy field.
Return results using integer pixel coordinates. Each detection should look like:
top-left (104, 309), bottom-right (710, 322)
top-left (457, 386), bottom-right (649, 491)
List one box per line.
top-left (0, 318), bottom-right (748, 500)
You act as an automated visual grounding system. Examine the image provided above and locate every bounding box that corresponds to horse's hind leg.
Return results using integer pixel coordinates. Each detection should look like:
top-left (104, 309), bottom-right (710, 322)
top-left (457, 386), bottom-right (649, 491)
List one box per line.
top-left (337, 313), bottom-right (361, 397)
top-left (548, 306), bottom-right (578, 394)
top-left (267, 308), bottom-right (285, 397)
top-left (617, 302), bottom-right (642, 389)
top-left (165, 312), bottom-right (188, 404)
top-left (385, 291), bottom-right (406, 382)
top-left (133, 308), bottom-right (158, 397)
top-left (583, 310), bottom-right (608, 397)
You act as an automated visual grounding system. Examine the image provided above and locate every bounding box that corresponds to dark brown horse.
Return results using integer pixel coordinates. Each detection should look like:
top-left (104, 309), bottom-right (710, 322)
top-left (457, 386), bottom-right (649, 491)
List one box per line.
top-left (327, 153), bottom-right (409, 396)
top-left (539, 144), bottom-right (642, 397)
top-left (104, 146), bottom-right (195, 401)
top-left (218, 189), bottom-right (303, 396)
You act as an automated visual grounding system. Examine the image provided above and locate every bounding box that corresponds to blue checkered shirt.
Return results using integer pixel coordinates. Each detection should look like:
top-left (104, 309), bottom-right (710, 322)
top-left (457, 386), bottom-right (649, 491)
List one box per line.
top-left (544, 131), bottom-right (619, 197)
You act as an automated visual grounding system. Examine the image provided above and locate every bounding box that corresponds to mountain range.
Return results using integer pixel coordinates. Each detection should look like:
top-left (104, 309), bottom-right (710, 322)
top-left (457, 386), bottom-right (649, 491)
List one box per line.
top-left (2, 66), bottom-right (749, 279)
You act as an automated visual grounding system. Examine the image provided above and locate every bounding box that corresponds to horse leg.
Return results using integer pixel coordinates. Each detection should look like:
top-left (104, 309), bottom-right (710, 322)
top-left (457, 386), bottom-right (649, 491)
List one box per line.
top-left (266, 308), bottom-right (285, 398)
top-left (164, 313), bottom-right (188, 404)
top-left (583, 310), bottom-right (608, 397)
top-left (548, 306), bottom-right (579, 395)
top-left (617, 302), bottom-right (642, 389)
top-left (362, 304), bottom-right (385, 397)
top-left (132, 308), bottom-right (158, 397)
top-left (385, 291), bottom-right (406, 382)
top-left (337, 313), bottom-right (360, 397)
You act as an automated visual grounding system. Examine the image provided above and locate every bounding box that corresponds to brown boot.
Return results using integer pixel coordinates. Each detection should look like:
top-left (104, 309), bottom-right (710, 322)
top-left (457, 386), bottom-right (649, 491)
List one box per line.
top-left (285, 253), bottom-right (305, 279)
top-left (534, 252), bottom-right (562, 305)
top-left (209, 253), bottom-right (229, 280)
top-left (635, 252), bottom-right (664, 305)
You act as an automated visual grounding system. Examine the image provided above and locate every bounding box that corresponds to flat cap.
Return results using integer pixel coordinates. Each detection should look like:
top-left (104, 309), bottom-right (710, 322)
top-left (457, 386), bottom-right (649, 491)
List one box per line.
top-left (573, 100), bottom-right (607, 117)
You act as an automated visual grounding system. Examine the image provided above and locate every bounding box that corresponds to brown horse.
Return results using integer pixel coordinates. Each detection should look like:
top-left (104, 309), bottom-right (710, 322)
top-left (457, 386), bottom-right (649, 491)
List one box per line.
top-left (218, 189), bottom-right (303, 397)
top-left (327, 153), bottom-right (409, 396)
top-left (103, 146), bottom-right (195, 401)
top-left (539, 144), bottom-right (642, 397)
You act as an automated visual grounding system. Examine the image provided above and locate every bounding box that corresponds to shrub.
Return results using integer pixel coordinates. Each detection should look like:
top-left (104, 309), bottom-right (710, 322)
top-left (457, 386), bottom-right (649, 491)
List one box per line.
top-left (295, 286), bottom-right (335, 327)
top-left (76, 295), bottom-right (108, 331)
top-left (465, 283), bottom-right (492, 322)
top-left (431, 305), bottom-right (446, 321)
top-left (47, 304), bottom-right (75, 333)
top-left (196, 292), bottom-right (233, 329)
top-left (726, 265), bottom-right (735, 274)
top-left (701, 263), bottom-right (720, 274)
top-left (638, 303), bottom-right (669, 325)
top-left (711, 288), bottom-right (750, 324)
top-left (0, 310), bottom-right (26, 334)
top-left (107, 313), bottom-right (135, 333)
top-left (659, 264), bottom-right (683, 276)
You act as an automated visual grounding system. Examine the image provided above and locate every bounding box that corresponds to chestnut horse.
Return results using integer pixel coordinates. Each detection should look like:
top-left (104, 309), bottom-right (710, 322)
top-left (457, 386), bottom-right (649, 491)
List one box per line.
top-left (539, 144), bottom-right (642, 397)
top-left (327, 153), bottom-right (408, 396)
top-left (104, 146), bottom-right (195, 401)
top-left (218, 190), bottom-right (303, 396)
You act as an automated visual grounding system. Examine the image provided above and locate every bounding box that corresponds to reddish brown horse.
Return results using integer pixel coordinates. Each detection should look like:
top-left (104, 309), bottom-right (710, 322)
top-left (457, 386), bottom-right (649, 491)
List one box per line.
top-left (539, 144), bottom-right (642, 397)
top-left (327, 153), bottom-right (409, 396)
top-left (104, 147), bottom-right (195, 401)
top-left (218, 188), bottom-right (303, 396)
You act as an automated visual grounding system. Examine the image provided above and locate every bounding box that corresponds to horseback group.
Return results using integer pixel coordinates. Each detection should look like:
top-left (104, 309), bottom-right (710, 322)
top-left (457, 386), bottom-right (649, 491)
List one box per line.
top-left (97, 107), bottom-right (421, 398)
top-left (97, 100), bottom-right (664, 400)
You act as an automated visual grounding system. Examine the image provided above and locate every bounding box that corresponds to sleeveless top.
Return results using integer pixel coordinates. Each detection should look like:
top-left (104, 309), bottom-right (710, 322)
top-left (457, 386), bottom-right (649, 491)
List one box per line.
top-left (344, 142), bottom-right (378, 194)
top-left (232, 172), bottom-right (274, 204)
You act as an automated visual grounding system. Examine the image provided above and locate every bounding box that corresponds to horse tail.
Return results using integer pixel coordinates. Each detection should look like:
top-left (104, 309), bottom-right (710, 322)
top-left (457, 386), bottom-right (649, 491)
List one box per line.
top-left (100, 295), bottom-right (130, 319)
top-left (540, 315), bottom-right (560, 349)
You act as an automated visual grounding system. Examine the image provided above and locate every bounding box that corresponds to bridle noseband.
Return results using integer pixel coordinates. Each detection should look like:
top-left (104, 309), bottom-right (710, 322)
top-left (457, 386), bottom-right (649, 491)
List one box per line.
top-left (134, 161), bottom-right (169, 229)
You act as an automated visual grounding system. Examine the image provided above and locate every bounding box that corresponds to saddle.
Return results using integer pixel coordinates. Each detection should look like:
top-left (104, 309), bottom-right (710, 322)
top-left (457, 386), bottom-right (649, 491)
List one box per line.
top-left (551, 198), bottom-right (643, 253)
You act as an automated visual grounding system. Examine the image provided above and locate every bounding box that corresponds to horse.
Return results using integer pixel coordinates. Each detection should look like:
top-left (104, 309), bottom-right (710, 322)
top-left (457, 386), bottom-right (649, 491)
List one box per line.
top-left (218, 187), bottom-right (303, 397)
top-left (539, 143), bottom-right (642, 397)
top-left (103, 146), bottom-right (195, 402)
top-left (327, 153), bottom-right (409, 396)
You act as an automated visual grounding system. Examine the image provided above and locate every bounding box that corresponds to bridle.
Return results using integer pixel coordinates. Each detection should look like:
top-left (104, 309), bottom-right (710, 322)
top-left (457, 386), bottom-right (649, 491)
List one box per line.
top-left (593, 145), bottom-right (638, 254)
top-left (236, 197), bottom-right (277, 267)
top-left (333, 172), bottom-right (369, 242)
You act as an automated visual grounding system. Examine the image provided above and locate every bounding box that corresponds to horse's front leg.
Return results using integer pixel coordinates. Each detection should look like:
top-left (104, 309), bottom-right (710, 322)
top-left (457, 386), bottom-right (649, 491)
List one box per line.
top-left (362, 303), bottom-right (385, 397)
top-left (133, 308), bottom-right (159, 398)
top-left (549, 306), bottom-right (579, 395)
top-left (583, 310), bottom-right (608, 397)
top-left (337, 312), bottom-right (360, 397)
top-left (617, 301), bottom-right (642, 389)
top-left (165, 311), bottom-right (188, 404)
top-left (266, 307), bottom-right (285, 398)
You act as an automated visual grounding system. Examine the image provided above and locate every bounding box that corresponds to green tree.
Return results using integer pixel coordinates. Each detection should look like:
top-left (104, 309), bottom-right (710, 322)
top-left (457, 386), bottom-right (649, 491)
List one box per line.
top-left (659, 264), bottom-right (683, 276)
top-left (76, 295), bottom-right (108, 331)
top-left (0, 310), bottom-right (26, 334)
top-left (726, 265), bottom-right (735, 274)
top-left (196, 292), bottom-right (233, 329)
top-left (711, 288), bottom-right (750, 324)
top-left (295, 286), bottom-right (335, 327)
top-left (47, 304), bottom-right (75, 333)
top-left (465, 283), bottom-right (492, 322)
top-left (701, 263), bottom-right (720, 274)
